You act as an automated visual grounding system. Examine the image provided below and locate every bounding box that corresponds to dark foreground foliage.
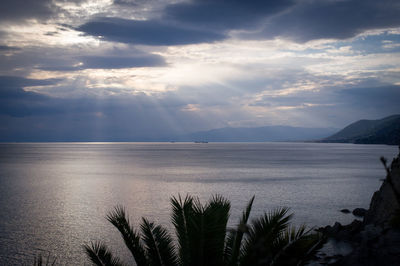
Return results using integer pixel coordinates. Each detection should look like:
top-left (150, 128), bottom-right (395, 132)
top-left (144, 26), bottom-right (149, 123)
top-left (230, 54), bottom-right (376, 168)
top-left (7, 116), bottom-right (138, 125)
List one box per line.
top-left (33, 253), bottom-right (57, 266)
top-left (84, 195), bottom-right (323, 266)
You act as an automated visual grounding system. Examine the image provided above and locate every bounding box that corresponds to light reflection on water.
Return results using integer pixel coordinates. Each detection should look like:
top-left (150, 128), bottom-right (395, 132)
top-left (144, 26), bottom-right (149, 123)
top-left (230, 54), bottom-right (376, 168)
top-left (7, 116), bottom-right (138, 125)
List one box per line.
top-left (0, 142), bottom-right (397, 264)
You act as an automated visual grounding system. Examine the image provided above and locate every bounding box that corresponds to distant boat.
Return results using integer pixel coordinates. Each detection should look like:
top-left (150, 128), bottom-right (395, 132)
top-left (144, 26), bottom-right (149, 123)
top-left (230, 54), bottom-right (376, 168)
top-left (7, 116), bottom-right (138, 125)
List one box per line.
top-left (194, 141), bottom-right (208, 143)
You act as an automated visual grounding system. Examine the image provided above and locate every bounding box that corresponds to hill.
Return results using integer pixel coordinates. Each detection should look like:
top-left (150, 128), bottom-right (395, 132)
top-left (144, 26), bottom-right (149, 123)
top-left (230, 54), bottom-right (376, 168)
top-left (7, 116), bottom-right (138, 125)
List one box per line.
top-left (322, 115), bottom-right (400, 145)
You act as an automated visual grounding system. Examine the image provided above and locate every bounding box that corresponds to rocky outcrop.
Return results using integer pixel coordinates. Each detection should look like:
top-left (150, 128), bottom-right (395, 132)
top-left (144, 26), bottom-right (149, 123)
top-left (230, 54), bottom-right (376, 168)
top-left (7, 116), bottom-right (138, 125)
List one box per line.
top-left (314, 148), bottom-right (400, 265)
top-left (364, 155), bottom-right (400, 225)
top-left (352, 208), bottom-right (367, 217)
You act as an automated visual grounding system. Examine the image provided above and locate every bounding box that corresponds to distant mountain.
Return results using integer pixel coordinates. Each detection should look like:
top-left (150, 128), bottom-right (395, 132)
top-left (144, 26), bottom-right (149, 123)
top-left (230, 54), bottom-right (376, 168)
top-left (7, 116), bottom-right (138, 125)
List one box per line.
top-left (322, 115), bottom-right (400, 145)
top-left (178, 126), bottom-right (337, 142)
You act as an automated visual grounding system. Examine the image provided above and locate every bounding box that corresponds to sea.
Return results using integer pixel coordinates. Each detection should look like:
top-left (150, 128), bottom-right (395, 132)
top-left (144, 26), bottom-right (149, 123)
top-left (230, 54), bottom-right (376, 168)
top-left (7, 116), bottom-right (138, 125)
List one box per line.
top-left (0, 142), bottom-right (397, 265)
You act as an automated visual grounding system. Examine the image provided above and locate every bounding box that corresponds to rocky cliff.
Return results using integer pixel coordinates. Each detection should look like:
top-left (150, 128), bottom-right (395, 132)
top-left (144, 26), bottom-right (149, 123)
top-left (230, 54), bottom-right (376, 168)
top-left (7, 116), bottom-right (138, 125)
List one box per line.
top-left (315, 148), bottom-right (400, 265)
top-left (364, 154), bottom-right (400, 225)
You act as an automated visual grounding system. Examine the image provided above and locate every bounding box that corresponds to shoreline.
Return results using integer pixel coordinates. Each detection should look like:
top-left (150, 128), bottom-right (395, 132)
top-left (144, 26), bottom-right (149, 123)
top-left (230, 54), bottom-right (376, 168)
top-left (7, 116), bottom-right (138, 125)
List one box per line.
top-left (312, 148), bottom-right (400, 265)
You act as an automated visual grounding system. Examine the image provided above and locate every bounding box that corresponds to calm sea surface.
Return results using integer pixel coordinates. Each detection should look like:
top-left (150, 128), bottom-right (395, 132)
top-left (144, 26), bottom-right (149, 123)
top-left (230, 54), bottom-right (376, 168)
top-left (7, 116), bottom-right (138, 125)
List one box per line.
top-left (0, 142), bottom-right (397, 264)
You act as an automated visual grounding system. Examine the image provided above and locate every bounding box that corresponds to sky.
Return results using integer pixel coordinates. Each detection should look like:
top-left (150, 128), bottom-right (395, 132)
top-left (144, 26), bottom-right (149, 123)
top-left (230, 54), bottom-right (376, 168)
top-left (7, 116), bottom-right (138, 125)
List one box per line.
top-left (0, 0), bottom-right (400, 141)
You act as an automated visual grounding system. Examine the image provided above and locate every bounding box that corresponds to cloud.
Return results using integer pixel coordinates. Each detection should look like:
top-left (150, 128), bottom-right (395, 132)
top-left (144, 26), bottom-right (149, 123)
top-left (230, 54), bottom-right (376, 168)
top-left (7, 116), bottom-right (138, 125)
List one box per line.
top-left (250, 83), bottom-right (400, 124)
top-left (38, 54), bottom-right (167, 71)
top-left (74, 0), bottom-right (400, 48)
top-left (79, 0), bottom-right (400, 46)
top-left (0, 45), bottom-right (21, 51)
top-left (0, 0), bottom-right (94, 23)
top-left (0, 75), bottom-right (213, 141)
top-left (256, 0), bottom-right (400, 42)
top-left (0, 76), bottom-right (63, 117)
top-left (0, 45), bottom-right (167, 73)
top-left (0, 76), bottom-right (61, 88)
top-left (78, 0), bottom-right (294, 45)
top-left (77, 17), bottom-right (226, 45)
top-left (164, 0), bottom-right (294, 30)
top-left (1, 74), bottom-right (400, 141)
top-left (0, 79), bottom-right (186, 119)
top-left (0, 0), bottom-right (55, 22)
top-left (78, 55), bottom-right (166, 69)
top-left (336, 85), bottom-right (400, 111)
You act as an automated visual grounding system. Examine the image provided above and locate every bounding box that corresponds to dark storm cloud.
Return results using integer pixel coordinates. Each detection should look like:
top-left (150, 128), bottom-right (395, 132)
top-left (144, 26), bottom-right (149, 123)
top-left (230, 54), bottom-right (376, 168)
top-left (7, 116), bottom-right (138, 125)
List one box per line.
top-left (258, 0), bottom-right (400, 42)
top-left (0, 76), bottom-right (63, 117)
top-left (0, 45), bottom-right (21, 51)
top-left (112, 0), bottom-right (162, 7)
top-left (78, 0), bottom-right (400, 45)
top-left (164, 0), bottom-right (294, 30)
top-left (0, 76), bottom-right (61, 88)
top-left (0, 0), bottom-right (91, 23)
top-left (78, 0), bottom-right (294, 45)
top-left (77, 17), bottom-right (226, 45)
top-left (0, 0), bottom-right (55, 22)
top-left (0, 46), bottom-right (166, 73)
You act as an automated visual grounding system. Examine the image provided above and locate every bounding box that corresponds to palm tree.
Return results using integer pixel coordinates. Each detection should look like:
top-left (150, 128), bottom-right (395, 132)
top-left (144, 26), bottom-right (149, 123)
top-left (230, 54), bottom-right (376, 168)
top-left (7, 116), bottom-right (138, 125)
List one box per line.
top-left (84, 195), bottom-right (323, 266)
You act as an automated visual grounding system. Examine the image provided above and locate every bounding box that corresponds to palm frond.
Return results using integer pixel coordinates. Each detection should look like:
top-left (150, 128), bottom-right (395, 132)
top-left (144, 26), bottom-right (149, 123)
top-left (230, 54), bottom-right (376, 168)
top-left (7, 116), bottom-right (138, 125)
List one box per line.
top-left (172, 194), bottom-right (230, 266)
top-left (224, 195), bottom-right (255, 266)
top-left (140, 218), bottom-right (178, 266)
top-left (294, 233), bottom-right (325, 266)
top-left (86, 195), bottom-right (322, 266)
top-left (171, 195), bottom-right (194, 265)
top-left (33, 253), bottom-right (57, 266)
top-left (83, 241), bottom-right (125, 266)
top-left (201, 194), bottom-right (230, 266)
top-left (33, 254), bottom-right (43, 266)
top-left (270, 226), bottom-right (325, 266)
top-left (240, 207), bottom-right (292, 265)
top-left (106, 206), bottom-right (148, 266)
top-left (185, 196), bottom-right (205, 266)
top-left (269, 225), bottom-right (307, 266)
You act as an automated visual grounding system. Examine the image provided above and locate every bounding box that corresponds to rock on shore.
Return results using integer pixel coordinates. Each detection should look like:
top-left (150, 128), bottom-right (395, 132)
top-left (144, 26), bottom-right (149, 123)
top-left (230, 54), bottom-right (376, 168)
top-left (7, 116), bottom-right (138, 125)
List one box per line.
top-left (315, 149), bottom-right (400, 265)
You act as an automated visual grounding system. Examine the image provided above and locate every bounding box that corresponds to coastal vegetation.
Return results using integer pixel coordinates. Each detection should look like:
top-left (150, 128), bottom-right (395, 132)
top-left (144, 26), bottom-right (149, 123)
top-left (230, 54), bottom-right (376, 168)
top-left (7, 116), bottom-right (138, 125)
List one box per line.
top-left (84, 195), bottom-right (323, 266)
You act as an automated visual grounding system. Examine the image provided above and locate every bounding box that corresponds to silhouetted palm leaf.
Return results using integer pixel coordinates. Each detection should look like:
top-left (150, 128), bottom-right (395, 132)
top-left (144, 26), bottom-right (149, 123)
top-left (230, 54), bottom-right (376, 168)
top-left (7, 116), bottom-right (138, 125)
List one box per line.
top-left (201, 195), bottom-right (230, 266)
top-left (33, 253), bottom-right (57, 266)
top-left (106, 206), bottom-right (148, 266)
top-left (224, 195), bottom-right (255, 266)
top-left (239, 208), bottom-right (292, 265)
top-left (171, 195), bottom-right (194, 265)
top-left (140, 218), bottom-right (178, 266)
top-left (84, 241), bottom-right (125, 266)
top-left (270, 226), bottom-right (324, 266)
top-left (172, 194), bottom-right (230, 266)
top-left (85, 195), bottom-right (322, 266)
